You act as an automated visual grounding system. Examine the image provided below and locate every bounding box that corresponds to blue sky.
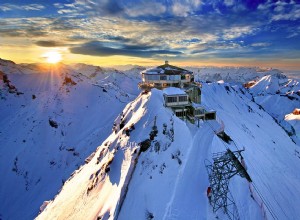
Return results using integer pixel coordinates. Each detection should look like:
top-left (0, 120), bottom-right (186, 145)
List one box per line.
top-left (0, 0), bottom-right (300, 69)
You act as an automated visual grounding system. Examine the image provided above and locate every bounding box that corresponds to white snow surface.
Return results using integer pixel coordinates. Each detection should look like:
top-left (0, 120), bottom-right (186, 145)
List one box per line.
top-left (38, 84), bottom-right (300, 220)
top-left (2, 58), bottom-right (300, 220)
top-left (0, 60), bottom-right (140, 219)
top-left (285, 113), bottom-right (300, 140)
top-left (188, 66), bottom-right (283, 83)
top-left (250, 73), bottom-right (300, 95)
top-left (249, 73), bottom-right (300, 144)
top-left (142, 67), bottom-right (164, 75)
top-left (163, 87), bottom-right (186, 95)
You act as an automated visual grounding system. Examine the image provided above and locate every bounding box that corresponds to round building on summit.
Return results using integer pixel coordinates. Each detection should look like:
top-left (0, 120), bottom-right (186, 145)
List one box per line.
top-left (139, 61), bottom-right (194, 89)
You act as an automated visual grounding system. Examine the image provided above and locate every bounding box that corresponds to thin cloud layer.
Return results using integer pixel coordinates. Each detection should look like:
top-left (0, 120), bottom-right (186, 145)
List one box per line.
top-left (0, 3), bottom-right (45, 11)
top-left (0, 0), bottom-right (299, 68)
top-left (71, 41), bottom-right (182, 57)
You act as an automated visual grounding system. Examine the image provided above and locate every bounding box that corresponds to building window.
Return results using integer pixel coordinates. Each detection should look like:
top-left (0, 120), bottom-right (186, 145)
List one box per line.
top-left (195, 109), bottom-right (204, 115)
top-left (175, 111), bottom-right (186, 117)
top-left (169, 75), bottom-right (180, 80)
top-left (178, 96), bottom-right (187, 102)
top-left (146, 75), bottom-right (160, 80)
top-left (167, 96), bottom-right (177, 103)
top-left (160, 75), bottom-right (167, 80)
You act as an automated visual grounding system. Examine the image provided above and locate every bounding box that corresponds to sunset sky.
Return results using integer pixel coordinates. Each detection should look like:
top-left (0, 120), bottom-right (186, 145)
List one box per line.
top-left (0, 0), bottom-right (299, 69)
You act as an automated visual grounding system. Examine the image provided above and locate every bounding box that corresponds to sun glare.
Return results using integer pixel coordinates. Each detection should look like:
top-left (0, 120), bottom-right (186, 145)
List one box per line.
top-left (43, 51), bottom-right (62, 64)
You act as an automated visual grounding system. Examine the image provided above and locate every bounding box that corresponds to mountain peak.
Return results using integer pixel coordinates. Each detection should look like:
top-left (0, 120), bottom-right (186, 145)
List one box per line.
top-left (0, 58), bottom-right (16, 65)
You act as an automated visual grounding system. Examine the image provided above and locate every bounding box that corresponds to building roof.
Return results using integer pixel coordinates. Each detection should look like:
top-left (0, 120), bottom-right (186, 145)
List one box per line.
top-left (192, 103), bottom-right (204, 108)
top-left (142, 67), bottom-right (165, 75)
top-left (163, 87), bottom-right (187, 95)
top-left (142, 61), bottom-right (193, 75)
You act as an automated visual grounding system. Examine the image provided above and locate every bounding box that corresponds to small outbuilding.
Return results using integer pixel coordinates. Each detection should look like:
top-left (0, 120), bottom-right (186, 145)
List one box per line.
top-left (163, 87), bottom-right (189, 107)
top-left (163, 87), bottom-right (189, 118)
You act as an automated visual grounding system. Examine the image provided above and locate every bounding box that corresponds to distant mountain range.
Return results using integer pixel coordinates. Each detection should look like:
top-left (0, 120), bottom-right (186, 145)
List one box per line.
top-left (1, 58), bottom-right (299, 220)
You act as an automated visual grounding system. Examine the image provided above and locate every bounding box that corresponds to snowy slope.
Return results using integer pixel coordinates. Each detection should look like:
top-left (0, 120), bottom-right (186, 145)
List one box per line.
top-left (201, 83), bottom-right (300, 219)
top-left (250, 73), bottom-right (300, 95)
top-left (0, 60), bottom-right (140, 220)
top-left (249, 73), bottom-right (300, 144)
top-left (2, 57), bottom-right (300, 220)
top-left (188, 66), bottom-right (282, 83)
top-left (0, 58), bottom-right (29, 74)
top-left (37, 91), bottom-right (152, 220)
top-left (38, 84), bottom-right (300, 220)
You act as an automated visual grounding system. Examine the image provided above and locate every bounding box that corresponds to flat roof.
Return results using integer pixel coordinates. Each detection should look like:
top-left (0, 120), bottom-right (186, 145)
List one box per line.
top-left (192, 103), bottom-right (204, 108)
top-left (163, 87), bottom-right (187, 95)
top-left (192, 103), bottom-right (215, 112)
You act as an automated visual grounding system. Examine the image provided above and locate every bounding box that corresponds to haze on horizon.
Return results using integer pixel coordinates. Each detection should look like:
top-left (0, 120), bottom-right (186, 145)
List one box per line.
top-left (0, 0), bottom-right (300, 70)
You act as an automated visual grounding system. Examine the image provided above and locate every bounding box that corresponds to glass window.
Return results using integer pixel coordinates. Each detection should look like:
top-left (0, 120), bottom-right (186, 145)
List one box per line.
top-left (195, 109), bottom-right (204, 115)
top-left (178, 96), bottom-right (187, 102)
top-left (160, 75), bottom-right (167, 80)
top-left (169, 75), bottom-right (180, 80)
top-left (167, 96), bottom-right (177, 103)
top-left (175, 111), bottom-right (186, 117)
top-left (146, 75), bottom-right (160, 80)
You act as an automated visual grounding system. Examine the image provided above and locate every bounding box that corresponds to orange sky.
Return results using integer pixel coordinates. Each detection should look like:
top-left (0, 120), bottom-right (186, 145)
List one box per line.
top-left (1, 46), bottom-right (299, 71)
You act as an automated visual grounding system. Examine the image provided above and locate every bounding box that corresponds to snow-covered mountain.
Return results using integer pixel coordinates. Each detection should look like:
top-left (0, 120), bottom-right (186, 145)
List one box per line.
top-left (188, 66), bottom-right (282, 83)
top-left (249, 73), bottom-right (300, 144)
top-left (0, 59), bottom-right (140, 220)
top-left (1, 57), bottom-right (300, 220)
top-left (37, 83), bottom-right (300, 220)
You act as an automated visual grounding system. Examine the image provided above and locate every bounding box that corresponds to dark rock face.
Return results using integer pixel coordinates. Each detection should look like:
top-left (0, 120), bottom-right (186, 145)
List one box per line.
top-left (49, 119), bottom-right (58, 128)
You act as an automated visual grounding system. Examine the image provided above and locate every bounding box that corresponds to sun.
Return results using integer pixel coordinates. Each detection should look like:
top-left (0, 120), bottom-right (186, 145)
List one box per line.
top-left (43, 51), bottom-right (62, 64)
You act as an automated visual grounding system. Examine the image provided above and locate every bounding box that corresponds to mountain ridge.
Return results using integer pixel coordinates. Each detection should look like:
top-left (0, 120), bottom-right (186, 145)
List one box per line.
top-left (1, 58), bottom-right (299, 219)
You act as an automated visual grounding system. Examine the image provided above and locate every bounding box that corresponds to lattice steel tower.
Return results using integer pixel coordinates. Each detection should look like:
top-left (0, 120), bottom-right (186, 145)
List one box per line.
top-left (205, 149), bottom-right (252, 220)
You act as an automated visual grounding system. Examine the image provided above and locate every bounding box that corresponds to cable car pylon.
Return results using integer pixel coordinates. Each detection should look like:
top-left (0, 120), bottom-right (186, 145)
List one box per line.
top-left (205, 149), bottom-right (252, 220)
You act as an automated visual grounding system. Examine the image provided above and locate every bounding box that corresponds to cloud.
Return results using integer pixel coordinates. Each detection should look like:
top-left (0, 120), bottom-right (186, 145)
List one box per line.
top-left (171, 0), bottom-right (202, 17)
top-left (54, 0), bottom-right (202, 18)
top-left (57, 9), bottom-right (79, 15)
top-left (125, 1), bottom-right (166, 17)
top-left (0, 27), bottom-right (48, 38)
top-left (0, 29), bottom-right (25, 37)
top-left (70, 41), bottom-right (182, 57)
top-left (35, 40), bottom-right (65, 47)
top-left (0, 8), bottom-right (259, 52)
top-left (190, 41), bottom-right (242, 55)
top-left (172, 2), bottom-right (191, 17)
top-left (224, 0), bottom-right (234, 7)
top-left (53, 3), bottom-right (64, 9)
top-left (0, 17), bottom-right (66, 39)
top-left (61, 0), bottom-right (124, 16)
top-left (286, 26), bottom-right (300, 38)
top-left (257, 1), bottom-right (300, 22)
top-left (251, 42), bottom-right (271, 47)
top-left (272, 10), bottom-right (300, 21)
top-left (104, 35), bottom-right (131, 43)
top-left (1, 0), bottom-right (299, 63)
top-left (271, 1), bottom-right (300, 21)
top-left (0, 3), bottom-right (45, 11)
top-left (223, 26), bottom-right (256, 40)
